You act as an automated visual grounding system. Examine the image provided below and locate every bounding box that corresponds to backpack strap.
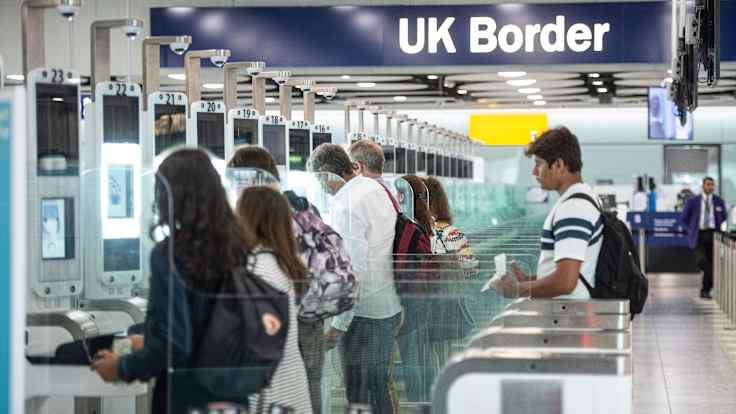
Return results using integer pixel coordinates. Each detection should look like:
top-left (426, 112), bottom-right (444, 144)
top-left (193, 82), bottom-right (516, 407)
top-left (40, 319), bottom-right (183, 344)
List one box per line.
top-left (565, 193), bottom-right (602, 213)
top-left (376, 180), bottom-right (401, 214)
top-left (559, 192), bottom-right (602, 296)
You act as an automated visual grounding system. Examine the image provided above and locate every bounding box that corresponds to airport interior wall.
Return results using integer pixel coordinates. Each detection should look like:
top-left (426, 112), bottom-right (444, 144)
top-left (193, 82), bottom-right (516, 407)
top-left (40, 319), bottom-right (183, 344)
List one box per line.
top-left (292, 107), bottom-right (736, 207)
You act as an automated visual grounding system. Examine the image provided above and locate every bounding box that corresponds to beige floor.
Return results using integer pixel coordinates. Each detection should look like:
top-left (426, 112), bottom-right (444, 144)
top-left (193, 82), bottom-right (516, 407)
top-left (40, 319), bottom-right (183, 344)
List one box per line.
top-left (633, 273), bottom-right (736, 414)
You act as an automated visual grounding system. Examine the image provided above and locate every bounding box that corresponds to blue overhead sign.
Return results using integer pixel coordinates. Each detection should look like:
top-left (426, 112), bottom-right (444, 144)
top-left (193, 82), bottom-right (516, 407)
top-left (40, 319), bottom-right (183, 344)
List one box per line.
top-left (151, 2), bottom-right (734, 67)
top-left (628, 212), bottom-right (689, 247)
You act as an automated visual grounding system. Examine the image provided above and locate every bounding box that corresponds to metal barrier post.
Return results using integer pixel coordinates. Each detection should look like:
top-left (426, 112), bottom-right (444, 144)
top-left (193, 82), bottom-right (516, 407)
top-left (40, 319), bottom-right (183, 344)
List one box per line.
top-left (638, 229), bottom-right (647, 273)
top-left (714, 234), bottom-right (721, 307)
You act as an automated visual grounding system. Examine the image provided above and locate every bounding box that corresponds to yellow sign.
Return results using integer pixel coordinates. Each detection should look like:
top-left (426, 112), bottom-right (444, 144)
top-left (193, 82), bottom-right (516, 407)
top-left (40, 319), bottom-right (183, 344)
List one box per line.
top-left (469, 113), bottom-right (549, 146)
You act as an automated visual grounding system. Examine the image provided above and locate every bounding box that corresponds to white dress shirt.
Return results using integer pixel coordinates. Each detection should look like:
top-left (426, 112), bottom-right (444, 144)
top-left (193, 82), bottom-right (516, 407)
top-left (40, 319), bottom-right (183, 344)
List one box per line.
top-left (700, 194), bottom-right (716, 230)
top-left (330, 175), bottom-right (401, 331)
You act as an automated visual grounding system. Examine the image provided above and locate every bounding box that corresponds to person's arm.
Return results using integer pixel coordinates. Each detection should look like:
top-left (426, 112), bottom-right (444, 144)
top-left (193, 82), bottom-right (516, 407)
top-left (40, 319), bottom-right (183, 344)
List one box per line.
top-left (515, 198), bottom-right (597, 298)
top-left (116, 250), bottom-right (193, 382)
top-left (329, 194), bottom-right (370, 334)
top-left (518, 259), bottom-right (582, 298)
top-left (681, 197), bottom-right (693, 226)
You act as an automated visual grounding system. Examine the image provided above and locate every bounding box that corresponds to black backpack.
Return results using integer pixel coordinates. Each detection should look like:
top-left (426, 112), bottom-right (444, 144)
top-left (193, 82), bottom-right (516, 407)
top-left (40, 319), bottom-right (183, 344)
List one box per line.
top-left (565, 193), bottom-right (649, 317)
top-left (189, 253), bottom-right (290, 402)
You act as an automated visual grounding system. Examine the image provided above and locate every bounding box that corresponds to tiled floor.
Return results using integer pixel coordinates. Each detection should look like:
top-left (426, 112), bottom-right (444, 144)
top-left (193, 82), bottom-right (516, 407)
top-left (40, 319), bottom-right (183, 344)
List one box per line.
top-left (633, 273), bottom-right (736, 414)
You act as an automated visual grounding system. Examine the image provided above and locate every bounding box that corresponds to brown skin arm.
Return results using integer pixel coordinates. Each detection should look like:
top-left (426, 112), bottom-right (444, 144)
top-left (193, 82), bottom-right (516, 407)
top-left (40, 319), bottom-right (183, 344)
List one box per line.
top-left (499, 260), bottom-right (582, 298)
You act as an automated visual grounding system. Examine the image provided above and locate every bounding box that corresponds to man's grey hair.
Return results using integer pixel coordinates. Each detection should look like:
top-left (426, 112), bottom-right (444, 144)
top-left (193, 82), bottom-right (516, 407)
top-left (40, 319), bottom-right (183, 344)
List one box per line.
top-left (308, 143), bottom-right (355, 177)
top-left (349, 139), bottom-right (384, 174)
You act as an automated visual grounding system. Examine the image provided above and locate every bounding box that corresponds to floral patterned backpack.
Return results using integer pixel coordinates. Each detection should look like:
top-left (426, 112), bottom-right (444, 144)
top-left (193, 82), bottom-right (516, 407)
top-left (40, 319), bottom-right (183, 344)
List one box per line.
top-left (286, 191), bottom-right (358, 322)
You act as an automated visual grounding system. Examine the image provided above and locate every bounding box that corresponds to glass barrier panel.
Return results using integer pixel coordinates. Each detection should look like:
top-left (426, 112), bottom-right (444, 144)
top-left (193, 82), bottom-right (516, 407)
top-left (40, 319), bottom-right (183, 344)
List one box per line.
top-left (223, 167), bottom-right (281, 208)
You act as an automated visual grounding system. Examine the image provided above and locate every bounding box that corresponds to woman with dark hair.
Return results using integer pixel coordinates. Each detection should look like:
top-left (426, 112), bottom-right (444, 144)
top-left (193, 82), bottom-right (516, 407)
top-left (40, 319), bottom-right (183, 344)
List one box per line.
top-left (422, 176), bottom-right (478, 371)
top-left (92, 148), bottom-right (255, 412)
top-left (236, 186), bottom-right (313, 413)
top-left (396, 174), bottom-right (435, 402)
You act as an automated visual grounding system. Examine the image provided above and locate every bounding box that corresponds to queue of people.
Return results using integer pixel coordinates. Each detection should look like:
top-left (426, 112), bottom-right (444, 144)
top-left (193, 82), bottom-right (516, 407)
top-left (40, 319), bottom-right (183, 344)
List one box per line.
top-left (90, 138), bottom-right (478, 414)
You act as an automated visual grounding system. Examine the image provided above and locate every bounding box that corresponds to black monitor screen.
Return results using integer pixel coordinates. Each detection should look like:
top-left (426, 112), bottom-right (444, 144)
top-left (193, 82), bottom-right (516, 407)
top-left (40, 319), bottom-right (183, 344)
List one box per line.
top-left (427, 153), bottom-right (436, 175)
top-left (313, 132), bottom-right (331, 150)
top-left (435, 155), bottom-right (444, 177)
top-left (395, 147), bottom-right (407, 175)
top-left (450, 157), bottom-right (458, 178)
top-left (263, 124), bottom-right (286, 165)
top-left (289, 128), bottom-right (310, 171)
top-left (234, 118), bottom-right (258, 147)
top-left (443, 156), bottom-right (451, 178)
top-left (154, 104), bottom-right (186, 156)
top-left (197, 112), bottom-right (225, 159)
top-left (382, 145), bottom-right (396, 174)
top-left (648, 86), bottom-right (693, 140)
top-left (407, 149), bottom-right (417, 174)
top-left (103, 95), bottom-right (139, 144)
top-left (103, 238), bottom-right (140, 272)
top-left (36, 83), bottom-right (80, 176)
top-left (418, 151), bottom-right (427, 173)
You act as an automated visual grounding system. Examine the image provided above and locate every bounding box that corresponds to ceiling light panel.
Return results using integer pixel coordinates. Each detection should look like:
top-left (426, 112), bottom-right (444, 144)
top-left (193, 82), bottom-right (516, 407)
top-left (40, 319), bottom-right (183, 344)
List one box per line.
top-left (463, 79), bottom-right (584, 91)
top-left (445, 72), bottom-right (578, 83)
top-left (506, 79), bottom-right (537, 87)
top-left (471, 87), bottom-right (589, 98)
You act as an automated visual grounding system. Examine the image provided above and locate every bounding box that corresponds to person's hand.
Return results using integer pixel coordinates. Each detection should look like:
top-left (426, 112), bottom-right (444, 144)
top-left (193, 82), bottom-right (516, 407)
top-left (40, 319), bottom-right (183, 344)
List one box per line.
top-left (325, 327), bottom-right (345, 350)
top-left (495, 263), bottom-right (528, 298)
top-left (129, 335), bottom-right (144, 352)
top-left (496, 272), bottom-right (522, 298)
top-left (510, 262), bottom-right (527, 282)
top-left (91, 350), bottom-right (119, 382)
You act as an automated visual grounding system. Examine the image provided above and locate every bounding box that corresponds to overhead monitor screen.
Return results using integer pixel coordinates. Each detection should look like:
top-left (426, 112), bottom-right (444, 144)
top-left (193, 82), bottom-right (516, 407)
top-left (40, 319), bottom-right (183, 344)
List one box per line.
top-left (407, 149), bottom-right (417, 174)
top-left (648, 87), bottom-right (693, 140)
top-left (41, 198), bottom-right (74, 260)
top-left (451, 157), bottom-right (458, 178)
top-left (197, 112), bottom-right (225, 159)
top-left (103, 95), bottom-right (140, 144)
top-left (154, 104), bottom-right (186, 155)
top-left (312, 132), bottom-right (331, 150)
top-left (263, 124), bottom-right (287, 165)
top-left (289, 128), bottom-right (310, 171)
top-left (417, 151), bottom-right (427, 173)
top-left (427, 153), bottom-right (436, 175)
top-left (462, 159), bottom-right (470, 178)
top-left (436, 155), bottom-right (445, 177)
top-left (395, 147), bottom-right (407, 175)
top-left (444, 155), bottom-right (451, 178)
top-left (36, 83), bottom-right (80, 176)
top-left (234, 118), bottom-right (258, 147)
top-left (382, 145), bottom-right (396, 174)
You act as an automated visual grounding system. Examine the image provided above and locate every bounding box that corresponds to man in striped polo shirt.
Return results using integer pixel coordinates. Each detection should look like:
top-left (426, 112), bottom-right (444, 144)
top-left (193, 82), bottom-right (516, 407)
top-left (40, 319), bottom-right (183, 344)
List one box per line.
top-left (500, 126), bottom-right (603, 298)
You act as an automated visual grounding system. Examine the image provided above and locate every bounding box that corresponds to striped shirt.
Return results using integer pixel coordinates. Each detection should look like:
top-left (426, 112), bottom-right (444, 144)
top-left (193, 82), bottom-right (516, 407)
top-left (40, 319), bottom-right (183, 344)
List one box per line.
top-left (249, 251), bottom-right (313, 414)
top-left (537, 183), bottom-right (603, 299)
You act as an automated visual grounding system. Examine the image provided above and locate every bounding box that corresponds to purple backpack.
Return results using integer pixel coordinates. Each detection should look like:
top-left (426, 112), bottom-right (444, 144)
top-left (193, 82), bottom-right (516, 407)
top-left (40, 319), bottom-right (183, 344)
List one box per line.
top-left (292, 208), bottom-right (358, 322)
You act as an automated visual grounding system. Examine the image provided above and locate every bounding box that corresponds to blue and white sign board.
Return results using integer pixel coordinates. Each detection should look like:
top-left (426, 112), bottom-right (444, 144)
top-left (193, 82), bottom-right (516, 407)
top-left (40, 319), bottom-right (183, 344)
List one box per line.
top-left (0, 86), bottom-right (25, 414)
top-left (628, 211), bottom-right (689, 247)
top-left (152, 2), bottom-right (736, 67)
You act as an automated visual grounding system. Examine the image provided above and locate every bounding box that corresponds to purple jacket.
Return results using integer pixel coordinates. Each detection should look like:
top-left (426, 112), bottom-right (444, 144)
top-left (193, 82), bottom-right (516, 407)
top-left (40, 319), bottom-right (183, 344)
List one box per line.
top-left (681, 194), bottom-right (727, 249)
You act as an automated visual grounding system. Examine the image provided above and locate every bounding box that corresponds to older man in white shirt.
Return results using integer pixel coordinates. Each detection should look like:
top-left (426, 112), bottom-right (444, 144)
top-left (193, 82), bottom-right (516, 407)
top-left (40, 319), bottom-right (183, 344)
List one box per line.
top-left (308, 143), bottom-right (401, 414)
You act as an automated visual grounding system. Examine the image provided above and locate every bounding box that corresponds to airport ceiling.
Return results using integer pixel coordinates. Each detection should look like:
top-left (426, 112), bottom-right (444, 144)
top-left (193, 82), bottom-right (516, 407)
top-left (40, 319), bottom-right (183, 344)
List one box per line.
top-left (167, 63), bottom-right (736, 109)
top-left (8, 63), bottom-right (735, 110)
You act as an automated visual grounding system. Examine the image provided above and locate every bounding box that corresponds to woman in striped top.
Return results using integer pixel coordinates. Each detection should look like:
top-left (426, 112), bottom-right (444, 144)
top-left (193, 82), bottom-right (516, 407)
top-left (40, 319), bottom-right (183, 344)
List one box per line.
top-left (236, 186), bottom-right (313, 414)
